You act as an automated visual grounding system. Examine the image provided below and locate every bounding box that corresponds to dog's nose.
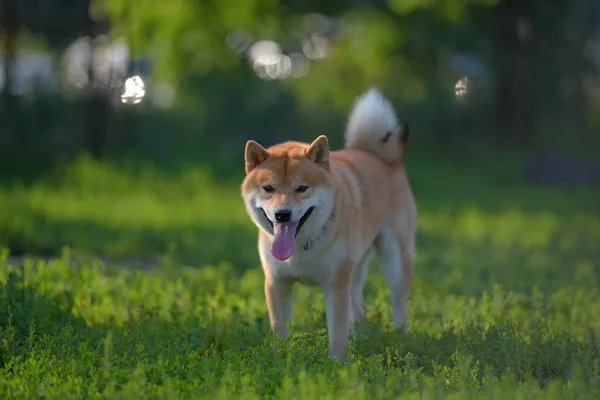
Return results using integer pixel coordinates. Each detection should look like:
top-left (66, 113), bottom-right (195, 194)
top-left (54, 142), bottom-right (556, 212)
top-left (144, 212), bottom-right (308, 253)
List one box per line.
top-left (274, 209), bottom-right (292, 223)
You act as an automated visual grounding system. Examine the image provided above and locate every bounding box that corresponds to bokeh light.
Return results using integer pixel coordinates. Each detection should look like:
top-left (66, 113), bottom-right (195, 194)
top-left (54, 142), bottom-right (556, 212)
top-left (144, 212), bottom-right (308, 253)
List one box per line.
top-left (223, 13), bottom-right (338, 81)
top-left (120, 75), bottom-right (146, 104)
top-left (225, 30), bottom-right (254, 55)
top-left (302, 34), bottom-right (330, 60)
top-left (455, 77), bottom-right (470, 103)
top-left (288, 52), bottom-right (310, 78)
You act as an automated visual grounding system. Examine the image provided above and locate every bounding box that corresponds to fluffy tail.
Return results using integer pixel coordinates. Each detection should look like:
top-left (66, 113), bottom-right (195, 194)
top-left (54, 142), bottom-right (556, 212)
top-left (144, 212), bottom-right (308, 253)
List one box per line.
top-left (344, 87), bottom-right (410, 163)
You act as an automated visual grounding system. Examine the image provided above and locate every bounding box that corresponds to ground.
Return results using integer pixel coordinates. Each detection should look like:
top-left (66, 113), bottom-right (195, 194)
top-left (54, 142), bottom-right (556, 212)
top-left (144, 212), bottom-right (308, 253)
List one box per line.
top-left (0, 147), bottom-right (599, 399)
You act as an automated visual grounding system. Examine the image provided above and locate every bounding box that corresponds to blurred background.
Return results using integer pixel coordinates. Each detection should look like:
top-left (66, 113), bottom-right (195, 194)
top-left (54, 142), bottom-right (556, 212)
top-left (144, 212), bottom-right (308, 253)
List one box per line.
top-left (0, 0), bottom-right (599, 281)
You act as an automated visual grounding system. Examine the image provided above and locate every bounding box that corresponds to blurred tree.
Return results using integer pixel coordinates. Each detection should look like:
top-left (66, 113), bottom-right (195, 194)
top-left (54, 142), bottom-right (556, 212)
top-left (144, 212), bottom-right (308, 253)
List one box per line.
top-left (79, 0), bottom-right (513, 161)
top-left (82, 0), bottom-right (111, 159)
top-left (3, 0), bottom-right (598, 178)
top-left (0, 0), bottom-right (111, 164)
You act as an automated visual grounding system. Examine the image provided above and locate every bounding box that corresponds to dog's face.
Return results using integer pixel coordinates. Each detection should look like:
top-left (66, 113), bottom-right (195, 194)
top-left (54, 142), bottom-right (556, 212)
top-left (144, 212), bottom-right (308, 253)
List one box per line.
top-left (241, 136), bottom-right (335, 261)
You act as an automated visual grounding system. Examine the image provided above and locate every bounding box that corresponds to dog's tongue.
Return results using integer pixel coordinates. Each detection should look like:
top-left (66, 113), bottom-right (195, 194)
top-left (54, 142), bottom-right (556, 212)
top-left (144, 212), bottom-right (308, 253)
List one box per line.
top-left (271, 222), bottom-right (298, 261)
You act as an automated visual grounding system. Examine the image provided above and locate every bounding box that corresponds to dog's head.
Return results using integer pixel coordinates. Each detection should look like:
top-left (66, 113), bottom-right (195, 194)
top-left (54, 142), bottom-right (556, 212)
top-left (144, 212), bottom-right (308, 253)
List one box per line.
top-left (241, 135), bottom-right (335, 261)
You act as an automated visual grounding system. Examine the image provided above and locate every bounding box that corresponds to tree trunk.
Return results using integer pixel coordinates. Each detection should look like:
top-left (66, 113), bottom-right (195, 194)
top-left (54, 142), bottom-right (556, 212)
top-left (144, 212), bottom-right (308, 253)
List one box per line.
top-left (563, 0), bottom-right (599, 139)
top-left (83, 0), bottom-right (109, 159)
top-left (494, 0), bottom-right (537, 147)
top-left (0, 0), bottom-right (18, 163)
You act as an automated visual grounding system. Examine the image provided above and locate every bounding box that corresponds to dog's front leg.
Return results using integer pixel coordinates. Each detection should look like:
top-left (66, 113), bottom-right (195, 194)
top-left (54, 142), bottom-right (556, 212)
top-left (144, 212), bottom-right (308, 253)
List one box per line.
top-left (323, 260), bottom-right (354, 361)
top-left (264, 278), bottom-right (294, 339)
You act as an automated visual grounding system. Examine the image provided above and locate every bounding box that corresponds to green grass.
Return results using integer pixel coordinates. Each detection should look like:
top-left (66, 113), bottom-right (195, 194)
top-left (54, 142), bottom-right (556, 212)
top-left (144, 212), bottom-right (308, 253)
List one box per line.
top-left (1, 148), bottom-right (600, 398)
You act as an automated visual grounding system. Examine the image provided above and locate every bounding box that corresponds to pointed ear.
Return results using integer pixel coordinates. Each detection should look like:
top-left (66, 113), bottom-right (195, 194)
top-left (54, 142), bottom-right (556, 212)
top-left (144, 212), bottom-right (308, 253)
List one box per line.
top-left (245, 140), bottom-right (269, 174)
top-left (306, 135), bottom-right (330, 166)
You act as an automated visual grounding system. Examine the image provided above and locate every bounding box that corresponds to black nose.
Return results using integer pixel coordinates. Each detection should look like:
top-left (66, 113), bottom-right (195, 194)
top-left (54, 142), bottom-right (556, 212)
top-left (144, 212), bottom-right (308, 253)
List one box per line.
top-left (274, 209), bottom-right (292, 223)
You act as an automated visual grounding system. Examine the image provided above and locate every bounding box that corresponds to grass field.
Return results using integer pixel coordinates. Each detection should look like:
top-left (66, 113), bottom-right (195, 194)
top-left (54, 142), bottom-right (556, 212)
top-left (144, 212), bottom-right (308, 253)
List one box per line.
top-left (1, 147), bottom-right (600, 398)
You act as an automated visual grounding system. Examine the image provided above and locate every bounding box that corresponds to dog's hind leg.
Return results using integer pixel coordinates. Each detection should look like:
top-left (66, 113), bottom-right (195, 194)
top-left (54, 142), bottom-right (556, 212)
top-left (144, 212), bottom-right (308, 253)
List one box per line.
top-left (374, 221), bottom-right (414, 331)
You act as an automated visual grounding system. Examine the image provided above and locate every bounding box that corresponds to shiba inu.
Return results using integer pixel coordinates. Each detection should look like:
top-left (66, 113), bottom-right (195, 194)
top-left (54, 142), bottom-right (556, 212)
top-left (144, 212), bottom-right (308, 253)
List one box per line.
top-left (241, 88), bottom-right (416, 361)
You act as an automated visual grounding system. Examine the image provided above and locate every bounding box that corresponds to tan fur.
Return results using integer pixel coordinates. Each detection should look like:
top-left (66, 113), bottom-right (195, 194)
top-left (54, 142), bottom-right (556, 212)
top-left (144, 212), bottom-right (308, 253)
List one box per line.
top-left (241, 88), bottom-right (416, 361)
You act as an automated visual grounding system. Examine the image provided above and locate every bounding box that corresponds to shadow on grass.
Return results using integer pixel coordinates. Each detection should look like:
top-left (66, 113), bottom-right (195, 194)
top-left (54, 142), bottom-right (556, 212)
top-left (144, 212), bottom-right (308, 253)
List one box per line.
top-left (0, 266), bottom-right (270, 374)
top-left (3, 202), bottom-right (599, 298)
top-left (1, 209), bottom-right (259, 271)
top-left (2, 140), bottom-right (600, 280)
top-left (349, 321), bottom-right (600, 389)
top-left (0, 269), bottom-right (100, 368)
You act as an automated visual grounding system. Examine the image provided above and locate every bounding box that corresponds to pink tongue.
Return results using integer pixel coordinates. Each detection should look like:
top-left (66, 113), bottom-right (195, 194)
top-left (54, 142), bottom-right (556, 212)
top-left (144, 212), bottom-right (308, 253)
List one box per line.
top-left (271, 222), bottom-right (298, 261)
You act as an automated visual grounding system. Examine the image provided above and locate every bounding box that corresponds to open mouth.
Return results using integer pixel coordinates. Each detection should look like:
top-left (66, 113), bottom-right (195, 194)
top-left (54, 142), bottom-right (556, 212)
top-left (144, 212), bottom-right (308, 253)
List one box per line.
top-left (259, 206), bottom-right (315, 237)
top-left (296, 207), bottom-right (314, 237)
top-left (259, 208), bottom-right (273, 231)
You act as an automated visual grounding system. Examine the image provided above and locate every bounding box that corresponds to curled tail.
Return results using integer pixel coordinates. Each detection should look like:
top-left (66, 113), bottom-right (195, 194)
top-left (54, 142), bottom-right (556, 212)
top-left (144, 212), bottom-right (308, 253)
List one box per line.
top-left (344, 87), bottom-right (410, 163)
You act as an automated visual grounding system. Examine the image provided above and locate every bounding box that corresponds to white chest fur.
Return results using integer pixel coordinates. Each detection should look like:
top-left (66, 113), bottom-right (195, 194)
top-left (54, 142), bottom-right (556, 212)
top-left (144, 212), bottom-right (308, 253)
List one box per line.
top-left (258, 234), bottom-right (348, 287)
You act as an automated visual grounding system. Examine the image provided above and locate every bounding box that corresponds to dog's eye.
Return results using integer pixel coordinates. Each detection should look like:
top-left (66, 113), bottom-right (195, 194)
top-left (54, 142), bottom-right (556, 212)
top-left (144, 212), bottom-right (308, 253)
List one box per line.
top-left (296, 186), bottom-right (309, 193)
top-left (262, 185), bottom-right (275, 193)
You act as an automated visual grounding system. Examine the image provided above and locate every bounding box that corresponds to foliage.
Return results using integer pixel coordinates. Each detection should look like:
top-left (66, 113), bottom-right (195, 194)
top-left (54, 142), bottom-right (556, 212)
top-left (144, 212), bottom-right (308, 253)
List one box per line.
top-left (4, 0), bottom-right (600, 176)
top-left (92, 0), bottom-right (502, 107)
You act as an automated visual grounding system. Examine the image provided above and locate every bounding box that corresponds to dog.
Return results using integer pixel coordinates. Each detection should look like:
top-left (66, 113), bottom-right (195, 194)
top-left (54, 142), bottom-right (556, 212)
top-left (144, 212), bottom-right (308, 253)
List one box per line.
top-left (240, 88), bottom-right (416, 361)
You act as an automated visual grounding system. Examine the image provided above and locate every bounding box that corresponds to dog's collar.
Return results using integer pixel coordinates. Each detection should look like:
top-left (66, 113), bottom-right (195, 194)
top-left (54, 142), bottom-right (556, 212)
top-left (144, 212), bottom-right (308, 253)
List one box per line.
top-left (300, 216), bottom-right (334, 253)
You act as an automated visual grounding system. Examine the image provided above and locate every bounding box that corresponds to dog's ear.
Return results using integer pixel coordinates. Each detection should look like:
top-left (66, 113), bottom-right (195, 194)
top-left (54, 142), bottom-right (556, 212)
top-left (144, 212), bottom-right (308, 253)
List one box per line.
top-left (245, 140), bottom-right (269, 174)
top-left (306, 135), bottom-right (330, 166)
